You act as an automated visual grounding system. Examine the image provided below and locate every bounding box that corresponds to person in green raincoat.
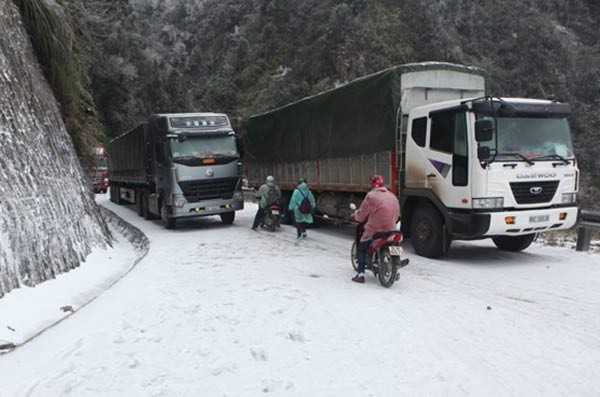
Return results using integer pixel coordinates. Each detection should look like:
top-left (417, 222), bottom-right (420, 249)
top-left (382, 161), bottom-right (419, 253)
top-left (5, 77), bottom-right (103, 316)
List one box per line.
top-left (251, 175), bottom-right (281, 230)
top-left (288, 178), bottom-right (316, 240)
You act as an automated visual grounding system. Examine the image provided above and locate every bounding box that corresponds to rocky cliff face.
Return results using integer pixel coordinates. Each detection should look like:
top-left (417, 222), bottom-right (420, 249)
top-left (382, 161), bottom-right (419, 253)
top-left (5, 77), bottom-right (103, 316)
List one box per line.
top-left (0, 0), bottom-right (110, 297)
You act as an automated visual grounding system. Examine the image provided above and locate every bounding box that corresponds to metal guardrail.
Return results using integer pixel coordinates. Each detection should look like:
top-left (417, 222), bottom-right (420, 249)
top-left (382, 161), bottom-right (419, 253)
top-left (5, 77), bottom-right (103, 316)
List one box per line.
top-left (576, 210), bottom-right (600, 252)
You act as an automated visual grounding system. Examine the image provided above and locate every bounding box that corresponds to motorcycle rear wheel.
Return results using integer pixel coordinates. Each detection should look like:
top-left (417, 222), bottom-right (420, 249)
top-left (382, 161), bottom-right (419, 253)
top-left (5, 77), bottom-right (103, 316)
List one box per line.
top-left (378, 250), bottom-right (398, 288)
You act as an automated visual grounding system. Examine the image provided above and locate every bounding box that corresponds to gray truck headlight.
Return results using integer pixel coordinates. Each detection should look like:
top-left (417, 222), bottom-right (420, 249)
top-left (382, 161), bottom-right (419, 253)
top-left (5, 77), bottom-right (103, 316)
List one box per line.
top-left (561, 193), bottom-right (576, 204)
top-left (472, 197), bottom-right (504, 209)
top-left (172, 195), bottom-right (187, 208)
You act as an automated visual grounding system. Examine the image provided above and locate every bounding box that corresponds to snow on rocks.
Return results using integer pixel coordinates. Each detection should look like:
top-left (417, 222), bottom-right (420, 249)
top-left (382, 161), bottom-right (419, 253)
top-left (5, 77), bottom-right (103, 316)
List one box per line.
top-left (0, 200), bottom-right (146, 351)
top-left (0, 0), bottom-right (110, 297)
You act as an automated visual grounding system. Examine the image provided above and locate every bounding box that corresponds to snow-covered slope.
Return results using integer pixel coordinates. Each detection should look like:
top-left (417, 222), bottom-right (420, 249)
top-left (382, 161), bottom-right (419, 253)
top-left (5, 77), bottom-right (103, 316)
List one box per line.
top-left (0, 0), bottom-right (109, 297)
top-left (1, 198), bottom-right (598, 396)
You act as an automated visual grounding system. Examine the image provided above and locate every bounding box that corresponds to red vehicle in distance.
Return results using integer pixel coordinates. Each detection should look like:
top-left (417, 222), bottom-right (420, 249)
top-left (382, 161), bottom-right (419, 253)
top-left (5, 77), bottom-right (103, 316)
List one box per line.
top-left (91, 144), bottom-right (109, 194)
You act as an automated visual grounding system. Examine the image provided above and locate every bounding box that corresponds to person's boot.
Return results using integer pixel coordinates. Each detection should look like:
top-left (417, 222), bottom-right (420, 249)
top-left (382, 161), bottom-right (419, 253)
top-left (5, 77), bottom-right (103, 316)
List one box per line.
top-left (352, 273), bottom-right (365, 283)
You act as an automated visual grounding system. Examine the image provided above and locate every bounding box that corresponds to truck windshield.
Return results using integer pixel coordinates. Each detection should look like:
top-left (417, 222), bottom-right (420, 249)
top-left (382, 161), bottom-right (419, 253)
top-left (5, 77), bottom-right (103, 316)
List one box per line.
top-left (170, 135), bottom-right (238, 159)
top-left (94, 157), bottom-right (107, 170)
top-left (477, 115), bottom-right (574, 162)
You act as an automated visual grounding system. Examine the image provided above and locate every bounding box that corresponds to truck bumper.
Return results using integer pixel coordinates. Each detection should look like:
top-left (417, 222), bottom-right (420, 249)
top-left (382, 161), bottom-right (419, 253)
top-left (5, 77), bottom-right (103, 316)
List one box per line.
top-left (484, 206), bottom-right (578, 236)
top-left (447, 206), bottom-right (578, 239)
top-left (171, 195), bottom-right (244, 219)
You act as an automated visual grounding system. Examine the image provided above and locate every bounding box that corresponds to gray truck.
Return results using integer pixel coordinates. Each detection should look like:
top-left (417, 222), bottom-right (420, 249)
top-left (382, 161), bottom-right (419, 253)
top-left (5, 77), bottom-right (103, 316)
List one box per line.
top-left (107, 113), bottom-right (244, 229)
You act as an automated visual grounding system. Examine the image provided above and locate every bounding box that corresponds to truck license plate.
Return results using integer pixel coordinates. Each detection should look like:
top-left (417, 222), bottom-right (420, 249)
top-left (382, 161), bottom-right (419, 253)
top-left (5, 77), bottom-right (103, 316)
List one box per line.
top-left (529, 215), bottom-right (549, 223)
top-left (207, 206), bottom-right (220, 212)
top-left (388, 246), bottom-right (404, 256)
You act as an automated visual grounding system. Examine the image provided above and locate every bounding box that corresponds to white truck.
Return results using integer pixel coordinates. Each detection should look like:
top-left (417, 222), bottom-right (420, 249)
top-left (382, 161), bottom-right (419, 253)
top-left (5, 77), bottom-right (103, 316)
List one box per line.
top-left (244, 62), bottom-right (579, 258)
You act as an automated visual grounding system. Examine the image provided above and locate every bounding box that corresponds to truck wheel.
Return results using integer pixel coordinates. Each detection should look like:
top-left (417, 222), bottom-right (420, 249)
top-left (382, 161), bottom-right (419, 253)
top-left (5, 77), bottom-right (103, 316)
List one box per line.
top-left (410, 203), bottom-right (446, 258)
top-left (492, 234), bottom-right (536, 252)
top-left (142, 193), bottom-right (152, 220)
top-left (114, 186), bottom-right (123, 205)
top-left (220, 212), bottom-right (235, 225)
top-left (161, 200), bottom-right (176, 229)
top-left (136, 192), bottom-right (144, 216)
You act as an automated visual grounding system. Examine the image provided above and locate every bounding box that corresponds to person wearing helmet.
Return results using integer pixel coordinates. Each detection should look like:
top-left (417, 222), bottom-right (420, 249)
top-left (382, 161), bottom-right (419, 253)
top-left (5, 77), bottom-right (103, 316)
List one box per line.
top-left (351, 175), bottom-right (400, 283)
top-left (251, 175), bottom-right (281, 230)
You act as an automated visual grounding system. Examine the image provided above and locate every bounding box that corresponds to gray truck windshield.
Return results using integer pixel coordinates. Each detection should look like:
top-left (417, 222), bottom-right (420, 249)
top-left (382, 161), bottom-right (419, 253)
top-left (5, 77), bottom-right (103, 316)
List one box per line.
top-left (171, 135), bottom-right (238, 159)
top-left (478, 115), bottom-right (574, 161)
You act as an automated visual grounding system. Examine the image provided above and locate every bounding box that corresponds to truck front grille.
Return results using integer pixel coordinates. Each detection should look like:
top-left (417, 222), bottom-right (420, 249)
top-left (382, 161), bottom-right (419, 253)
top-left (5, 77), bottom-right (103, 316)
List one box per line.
top-left (509, 180), bottom-right (559, 204)
top-left (178, 178), bottom-right (238, 201)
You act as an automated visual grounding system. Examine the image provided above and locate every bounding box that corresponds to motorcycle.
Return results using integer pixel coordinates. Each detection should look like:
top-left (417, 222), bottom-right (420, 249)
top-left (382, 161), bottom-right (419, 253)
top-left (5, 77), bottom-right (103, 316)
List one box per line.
top-left (350, 221), bottom-right (409, 288)
top-left (261, 203), bottom-right (282, 232)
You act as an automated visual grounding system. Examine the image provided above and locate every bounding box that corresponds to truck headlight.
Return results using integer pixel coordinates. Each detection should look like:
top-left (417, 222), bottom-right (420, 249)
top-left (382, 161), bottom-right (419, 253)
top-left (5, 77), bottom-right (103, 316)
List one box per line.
top-left (561, 193), bottom-right (576, 204)
top-left (472, 197), bottom-right (504, 209)
top-left (172, 195), bottom-right (187, 208)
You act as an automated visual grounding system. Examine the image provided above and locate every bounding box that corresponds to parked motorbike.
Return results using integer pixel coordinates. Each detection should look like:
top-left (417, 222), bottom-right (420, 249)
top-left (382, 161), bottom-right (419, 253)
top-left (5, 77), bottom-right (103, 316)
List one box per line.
top-left (261, 203), bottom-right (282, 231)
top-left (350, 219), bottom-right (409, 288)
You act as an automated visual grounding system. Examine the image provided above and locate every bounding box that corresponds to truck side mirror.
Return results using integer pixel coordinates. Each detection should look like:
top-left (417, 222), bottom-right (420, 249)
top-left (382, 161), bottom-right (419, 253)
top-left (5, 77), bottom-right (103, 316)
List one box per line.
top-left (475, 119), bottom-right (494, 142)
top-left (477, 146), bottom-right (491, 160)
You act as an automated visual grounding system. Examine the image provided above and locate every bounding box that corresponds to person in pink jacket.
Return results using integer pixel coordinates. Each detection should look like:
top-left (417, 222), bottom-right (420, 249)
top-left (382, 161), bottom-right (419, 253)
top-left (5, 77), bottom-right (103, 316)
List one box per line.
top-left (351, 175), bottom-right (400, 283)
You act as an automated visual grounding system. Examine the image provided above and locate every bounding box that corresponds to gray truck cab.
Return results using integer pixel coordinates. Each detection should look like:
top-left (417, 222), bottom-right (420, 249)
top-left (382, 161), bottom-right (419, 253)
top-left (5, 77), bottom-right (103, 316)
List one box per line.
top-left (147, 113), bottom-right (244, 228)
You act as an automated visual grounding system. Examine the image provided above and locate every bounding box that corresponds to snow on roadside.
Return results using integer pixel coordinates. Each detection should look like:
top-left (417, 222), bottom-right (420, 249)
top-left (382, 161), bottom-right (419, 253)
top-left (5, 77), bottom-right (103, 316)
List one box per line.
top-left (1, 195), bottom-right (599, 396)
top-left (0, 215), bottom-right (143, 350)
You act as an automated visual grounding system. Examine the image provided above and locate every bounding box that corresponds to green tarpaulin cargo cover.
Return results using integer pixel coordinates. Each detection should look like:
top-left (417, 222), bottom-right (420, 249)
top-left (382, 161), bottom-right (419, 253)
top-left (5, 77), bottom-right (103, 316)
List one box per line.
top-left (244, 62), bottom-right (485, 163)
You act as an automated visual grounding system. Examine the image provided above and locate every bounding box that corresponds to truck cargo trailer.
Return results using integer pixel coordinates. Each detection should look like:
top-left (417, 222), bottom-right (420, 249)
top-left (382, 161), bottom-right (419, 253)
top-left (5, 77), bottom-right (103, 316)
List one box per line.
top-left (244, 62), bottom-right (579, 257)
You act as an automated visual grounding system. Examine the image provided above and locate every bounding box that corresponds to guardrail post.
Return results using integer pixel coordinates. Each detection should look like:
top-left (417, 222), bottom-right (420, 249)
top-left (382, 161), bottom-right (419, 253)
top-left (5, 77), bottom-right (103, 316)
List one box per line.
top-left (576, 226), bottom-right (592, 252)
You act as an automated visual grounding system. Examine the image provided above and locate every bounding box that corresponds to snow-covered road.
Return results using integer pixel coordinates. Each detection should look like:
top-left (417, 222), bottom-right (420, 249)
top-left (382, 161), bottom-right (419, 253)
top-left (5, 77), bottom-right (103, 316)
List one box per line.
top-left (2, 195), bottom-right (600, 396)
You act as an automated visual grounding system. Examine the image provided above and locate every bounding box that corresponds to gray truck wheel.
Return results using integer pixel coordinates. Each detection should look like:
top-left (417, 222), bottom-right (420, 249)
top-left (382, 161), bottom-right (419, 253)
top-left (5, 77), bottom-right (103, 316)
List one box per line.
top-left (161, 200), bottom-right (176, 229)
top-left (410, 203), bottom-right (446, 258)
top-left (220, 212), bottom-right (235, 225)
top-left (142, 193), bottom-right (152, 220)
top-left (492, 234), bottom-right (535, 252)
top-left (114, 186), bottom-right (123, 205)
top-left (136, 192), bottom-right (144, 216)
